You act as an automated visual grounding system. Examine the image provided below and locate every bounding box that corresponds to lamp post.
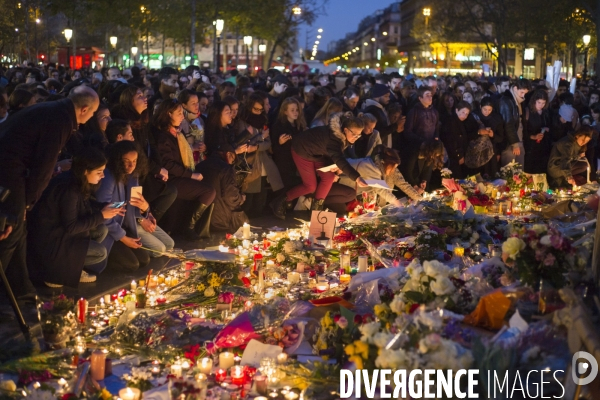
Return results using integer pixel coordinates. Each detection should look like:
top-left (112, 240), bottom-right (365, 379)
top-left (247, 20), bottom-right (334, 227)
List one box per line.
top-left (141, 6), bottom-right (150, 68)
top-left (243, 36), bottom-right (252, 72)
top-left (110, 36), bottom-right (118, 67)
top-left (583, 34), bottom-right (591, 81)
top-left (214, 19), bottom-right (224, 73)
top-left (131, 46), bottom-right (138, 67)
top-left (64, 27), bottom-right (72, 68)
top-left (35, 18), bottom-right (40, 64)
top-left (258, 43), bottom-right (266, 70)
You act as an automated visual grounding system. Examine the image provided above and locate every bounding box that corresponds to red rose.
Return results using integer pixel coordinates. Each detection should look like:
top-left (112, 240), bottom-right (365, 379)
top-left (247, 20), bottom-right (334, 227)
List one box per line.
top-left (353, 315), bottom-right (363, 324)
top-left (409, 304), bottom-right (421, 314)
top-left (333, 314), bottom-right (341, 323)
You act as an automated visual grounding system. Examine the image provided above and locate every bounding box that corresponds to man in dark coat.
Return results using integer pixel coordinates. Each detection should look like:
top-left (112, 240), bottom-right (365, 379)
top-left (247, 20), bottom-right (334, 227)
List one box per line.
top-left (499, 79), bottom-right (529, 166)
top-left (403, 85), bottom-right (439, 141)
top-left (0, 86), bottom-right (99, 298)
top-left (195, 143), bottom-right (249, 232)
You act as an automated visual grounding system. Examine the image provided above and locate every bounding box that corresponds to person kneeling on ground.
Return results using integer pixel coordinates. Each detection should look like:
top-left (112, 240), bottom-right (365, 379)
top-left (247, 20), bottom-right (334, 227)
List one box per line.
top-left (548, 125), bottom-right (594, 188)
top-left (28, 148), bottom-right (122, 288)
top-left (195, 142), bottom-right (249, 232)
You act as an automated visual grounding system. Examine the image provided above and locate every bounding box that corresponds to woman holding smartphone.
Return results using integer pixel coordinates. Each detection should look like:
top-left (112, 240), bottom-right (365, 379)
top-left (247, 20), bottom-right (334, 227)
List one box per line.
top-left (28, 148), bottom-right (123, 288)
top-left (88, 141), bottom-right (152, 273)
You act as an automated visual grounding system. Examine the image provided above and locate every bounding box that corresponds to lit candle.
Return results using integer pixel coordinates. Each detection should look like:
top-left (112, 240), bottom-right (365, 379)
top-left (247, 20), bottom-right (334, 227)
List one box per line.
top-left (296, 262), bottom-right (305, 273)
top-left (243, 223), bottom-right (251, 239)
top-left (287, 272), bottom-right (300, 285)
top-left (340, 274), bottom-right (351, 284)
top-left (242, 239), bottom-right (251, 249)
top-left (198, 357), bottom-right (213, 374)
top-left (234, 355), bottom-right (242, 365)
top-left (181, 360), bottom-right (190, 370)
top-left (316, 283), bottom-right (328, 293)
top-left (254, 376), bottom-right (268, 395)
top-left (57, 378), bottom-right (67, 387)
top-left (215, 368), bottom-right (227, 383)
top-left (219, 245), bottom-right (229, 253)
top-left (157, 274), bottom-right (165, 284)
top-left (277, 353), bottom-right (288, 364)
top-left (130, 280), bottom-right (137, 291)
top-left (118, 387), bottom-right (140, 400)
top-left (149, 276), bottom-right (159, 288)
top-left (164, 276), bottom-right (172, 286)
top-left (230, 366), bottom-right (245, 385)
top-left (151, 366), bottom-right (160, 375)
top-left (138, 279), bottom-right (145, 288)
top-left (99, 298), bottom-right (105, 309)
top-left (103, 294), bottom-right (111, 304)
top-left (266, 260), bottom-right (275, 268)
top-left (340, 253), bottom-right (351, 270)
top-left (90, 350), bottom-right (106, 381)
top-left (453, 245), bottom-right (465, 257)
top-left (285, 393), bottom-right (299, 400)
top-left (170, 363), bottom-right (182, 378)
top-left (357, 256), bottom-right (368, 273)
top-left (219, 351), bottom-right (235, 369)
top-left (195, 373), bottom-right (208, 387)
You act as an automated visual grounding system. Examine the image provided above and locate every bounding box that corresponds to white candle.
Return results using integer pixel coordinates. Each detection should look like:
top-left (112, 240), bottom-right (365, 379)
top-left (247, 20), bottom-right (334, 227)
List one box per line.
top-left (181, 360), bottom-right (190, 370)
top-left (243, 223), bottom-right (251, 239)
top-left (130, 280), bottom-right (137, 291)
top-left (170, 363), bottom-right (182, 378)
top-left (587, 166), bottom-right (591, 183)
top-left (219, 351), bottom-right (235, 369)
top-left (341, 253), bottom-right (351, 270)
top-left (296, 262), bottom-right (305, 273)
top-left (266, 260), bottom-right (275, 268)
top-left (219, 245), bottom-right (229, 253)
top-left (119, 388), bottom-right (140, 400)
top-left (277, 353), bottom-right (288, 364)
top-left (288, 272), bottom-right (300, 285)
top-left (357, 256), bottom-right (368, 272)
top-left (198, 357), bottom-right (213, 374)
top-left (103, 294), bottom-right (111, 304)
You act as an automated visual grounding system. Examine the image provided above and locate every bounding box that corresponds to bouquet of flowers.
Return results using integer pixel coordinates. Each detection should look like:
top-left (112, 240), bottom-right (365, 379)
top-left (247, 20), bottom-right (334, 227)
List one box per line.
top-left (312, 311), bottom-right (364, 363)
top-left (467, 193), bottom-right (494, 207)
top-left (501, 224), bottom-right (575, 289)
top-left (414, 229), bottom-right (446, 261)
top-left (38, 295), bottom-right (76, 344)
top-left (497, 162), bottom-right (531, 192)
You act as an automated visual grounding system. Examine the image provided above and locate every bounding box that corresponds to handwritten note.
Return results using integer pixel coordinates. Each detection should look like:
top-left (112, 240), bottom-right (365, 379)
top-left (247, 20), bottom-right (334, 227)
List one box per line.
top-left (241, 339), bottom-right (282, 367)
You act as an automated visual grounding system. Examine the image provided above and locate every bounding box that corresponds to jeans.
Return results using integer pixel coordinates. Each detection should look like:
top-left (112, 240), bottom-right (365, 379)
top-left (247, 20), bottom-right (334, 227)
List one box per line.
top-left (85, 224), bottom-right (108, 266)
top-left (137, 223), bottom-right (174, 257)
top-left (287, 150), bottom-right (337, 201)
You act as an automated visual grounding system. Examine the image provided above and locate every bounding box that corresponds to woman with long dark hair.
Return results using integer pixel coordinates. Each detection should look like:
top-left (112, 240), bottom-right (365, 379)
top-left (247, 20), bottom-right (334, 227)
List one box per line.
top-left (81, 102), bottom-right (111, 150)
top-left (154, 99), bottom-right (216, 239)
top-left (28, 148), bottom-right (122, 287)
top-left (89, 141), bottom-right (151, 272)
top-left (523, 89), bottom-right (552, 174)
top-left (112, 84), bottom-right (175, 221)
top-left (271, 112), bottom-right (368, 219)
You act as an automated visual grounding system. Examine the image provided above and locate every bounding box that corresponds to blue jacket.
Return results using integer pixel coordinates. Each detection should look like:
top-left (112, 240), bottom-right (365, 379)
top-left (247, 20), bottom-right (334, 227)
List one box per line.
top-left (86, 169), bottom-right (142, 273)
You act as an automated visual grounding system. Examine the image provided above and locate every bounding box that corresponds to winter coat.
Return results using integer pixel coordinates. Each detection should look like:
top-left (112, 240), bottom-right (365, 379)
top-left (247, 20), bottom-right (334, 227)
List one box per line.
top-left (0, 98), bottom-right (78, 215)
top-left (28, 172), bottom-right (104, 288)
top-left (271, 119), bottom-right (302, 186)
top-left (155, 128), bottom-right (194, 179)
top-left (523, 108), bottom-right (552, 174)
top-left (548, 135), bottom-right (585, 188)
top-left (440, 114), bottom-right (472, 177)
top-left (498, 90), bottom-right (522, 148)
top-left (362, 99), bottom-right (397, 146)
top-left (291, 113), bottom-right (361, 181)
top-left (404, 101), bottom-right (440, 140)
top-left (195, 155), bottom-right (249, 231)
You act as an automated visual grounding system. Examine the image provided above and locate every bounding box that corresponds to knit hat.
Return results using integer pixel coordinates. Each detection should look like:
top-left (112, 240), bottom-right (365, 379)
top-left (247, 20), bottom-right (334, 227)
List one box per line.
top-left (370, 83), bottom-right (389, 99)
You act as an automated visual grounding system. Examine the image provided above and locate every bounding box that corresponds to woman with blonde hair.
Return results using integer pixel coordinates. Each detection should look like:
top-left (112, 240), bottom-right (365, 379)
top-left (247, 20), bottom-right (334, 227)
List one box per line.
top-left (310, 97), bottom-right (343, 128)
top-left (271, 97), bottom-right (307, 189)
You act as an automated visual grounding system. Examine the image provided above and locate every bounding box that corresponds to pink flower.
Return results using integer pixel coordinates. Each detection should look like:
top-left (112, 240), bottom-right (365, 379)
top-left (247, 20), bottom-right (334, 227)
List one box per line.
top-left (543, 253), bottom-right (556, 266)
top-left (333, 314), bottom-right (341, 323)
top-left (218, 292), bottom-right (234, 304)
top-left (336, 316), bottom-right (348, 329)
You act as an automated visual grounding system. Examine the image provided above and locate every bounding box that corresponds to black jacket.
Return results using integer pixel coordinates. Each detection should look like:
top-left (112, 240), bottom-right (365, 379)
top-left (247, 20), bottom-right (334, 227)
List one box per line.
top-left (475, 110), bottom-right (505, 156)
top-left (548, 135), bottom-right (585, 188)
top-left (0, 98), bottom-right (78, 214)
top-left (404, 102), bottom-right (439, 140)
top-left (195, 156), bottom-right (248, 231)
top-left (291, 116), bottom-right (360, 181)
top-left (523, 108), bottom-right (552, 174)
top-left (498, 90), bottom-right (521, 147)
top-left (28, 172), bottom-right (104, 287)
top-left (155, 128), bottom-right (193, 179)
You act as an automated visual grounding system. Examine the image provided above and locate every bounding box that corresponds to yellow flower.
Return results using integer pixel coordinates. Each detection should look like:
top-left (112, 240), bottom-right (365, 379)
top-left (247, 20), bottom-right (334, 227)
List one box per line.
top-left (321, 312), bottom-right (333, 328)
top-left (197, 283), bottom-right (206, 292)
top-left (321, 355), bottom-right (329, 361)
top-left (345, 343), bottom-right (356, 356)
top-left (354, 340), bottom-right (369, 359)
top-left (374, 303), bottom-right (391, 320)
top-left (100, 389), bottom-right (112, 400)
top-left (348, 355), bottom-right (364, 369)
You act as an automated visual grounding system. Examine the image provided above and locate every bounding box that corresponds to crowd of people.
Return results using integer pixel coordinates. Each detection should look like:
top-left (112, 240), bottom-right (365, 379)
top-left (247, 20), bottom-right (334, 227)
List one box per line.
top-left (0, 62), bottom-right (597, 297)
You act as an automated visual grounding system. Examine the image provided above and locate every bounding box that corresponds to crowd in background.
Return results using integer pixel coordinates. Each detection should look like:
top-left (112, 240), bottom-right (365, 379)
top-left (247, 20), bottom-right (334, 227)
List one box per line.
top-left (0, 62), bottom-right (597, 297)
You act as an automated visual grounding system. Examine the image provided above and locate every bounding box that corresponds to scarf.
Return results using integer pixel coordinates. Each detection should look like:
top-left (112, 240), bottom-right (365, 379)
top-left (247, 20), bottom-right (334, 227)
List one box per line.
top-left (172, 127), bottom-right (195, 170)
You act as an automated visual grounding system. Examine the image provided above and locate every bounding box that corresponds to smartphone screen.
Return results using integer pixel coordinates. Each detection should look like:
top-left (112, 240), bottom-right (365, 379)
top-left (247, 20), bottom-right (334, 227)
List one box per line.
top-left (110, 201), bottom-right (125, 208)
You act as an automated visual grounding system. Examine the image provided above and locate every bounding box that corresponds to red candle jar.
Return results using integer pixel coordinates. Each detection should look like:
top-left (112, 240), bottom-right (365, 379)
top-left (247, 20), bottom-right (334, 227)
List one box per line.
top-left (77, 298), bottom-right (87, 324)
top-left (230, 366), bottom-right (245, 385)
top-left (215, 368), bottom-right (227, 383)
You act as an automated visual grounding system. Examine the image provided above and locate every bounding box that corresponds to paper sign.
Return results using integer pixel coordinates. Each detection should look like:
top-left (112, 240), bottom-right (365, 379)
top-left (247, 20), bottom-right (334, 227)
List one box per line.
top-left (364, 179), bottom-right (392, 190)
top-left (317, 164), bottom-right (338, 172)
top-left (308, 210), bottom-right (337, 246)
top-left (241, 339), bottom-right (282, 367)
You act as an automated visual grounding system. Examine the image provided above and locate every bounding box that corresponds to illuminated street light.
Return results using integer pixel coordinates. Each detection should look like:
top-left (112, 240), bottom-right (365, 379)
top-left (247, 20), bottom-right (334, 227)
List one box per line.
top-left (318, 28), bottom-right (323, 33)
top-left (35, 18), bottom-right (40, 24)
top-left (423, 7), bottom-right (431, 17)
top-left (382, 31), bottom-right (388, 36)
top-left (363, 42), bottom-right (368, 46)
top-left (243, 36), bottom-right (252, 46)
top-left (317, 35), bottom-right (321, 39)
top-left (292, 6), bottom-right (301, 15)
top-left (215, 19), bottom-right (224, 36)
top-left (64, 28), bottom-right (72, 41)
top-left (371, 38), bottom-right (375, 42)
top-left (315, 40), bottom-right (319, 44)
top-left (259, 44), bottom-right (266, 53)
top-left (583, 34), bottom-right (591, 46)
top-left (110, 36), bottom-right (118, 47)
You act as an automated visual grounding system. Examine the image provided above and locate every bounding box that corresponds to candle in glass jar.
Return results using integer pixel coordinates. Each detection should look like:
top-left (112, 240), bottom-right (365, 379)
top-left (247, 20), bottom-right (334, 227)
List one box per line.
top-left (287, 272), bottom-right (300, 285)
top-left (340, 253), bottom-right (351, 270)
top-left (119, 387), bottom-right (140, 400)
top-left (90, 350), bottom-right (106, 381)
top-left (453, 245), bottom-right (465, 257)
top-left (219, 351), bottom-right (235, 369)
top-left (103, 294), bottom-right (111, 305)
top-left (157, 274), bottom-right (165, 284)
top-left (357, 256), bottom-right (368, 273)
top-left (198, 357), bottom-right (213, 374)
top-left (254, 376), bottom-right (268, 395)
top-left (316, 283), bottom-right (328, 293)
top-left (276, 353), bottom-right (288, 364)
top-left (340, 274), bottom-right (351, 284)
top-left (215, 368), bottom-right (227, 383)
top-left (230, 366), bottom-right (245, 385)
top-left (195, 373), bottom-right (208, 387)
top-left (170, 363), bottom-right (182, 378)
top-left (164, 276), bottom-right (172, 286)
top-left (296, 262), bottom-right (305, 273)
top-left (130, 280), bottom-right (137, 291)
top-left (181, 360), bottom-right (190, 370)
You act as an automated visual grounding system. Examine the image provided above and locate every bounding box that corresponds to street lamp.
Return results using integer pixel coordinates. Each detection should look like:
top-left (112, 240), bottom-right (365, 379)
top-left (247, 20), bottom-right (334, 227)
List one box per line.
top-left (292, 6), bottom-right (301, 15)
top-left (318, 28), bottom-right (323, 33)
top-left (131, 46), bottom-right (138, 66)
top-left (258, 43), bottom-right (266, 70)
top-left (214, 19), bottom-right (224, 72)
top-left (64, 27), bottom-right (72, 68)
top-left (110, 36), bottom-right (118, 67)
top-left (34, 18), bottom-right (40, 63)
top-left (243, 36), bottom-right (252, 72)
top-left (583, 34), bottom-right (591, 80)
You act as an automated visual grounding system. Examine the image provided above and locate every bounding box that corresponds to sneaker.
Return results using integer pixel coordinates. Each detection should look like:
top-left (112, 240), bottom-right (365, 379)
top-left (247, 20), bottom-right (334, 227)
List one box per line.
top-left (80, 271), bottom-right (97, 283)
top-left (45, 282), bottom-right (63, 288)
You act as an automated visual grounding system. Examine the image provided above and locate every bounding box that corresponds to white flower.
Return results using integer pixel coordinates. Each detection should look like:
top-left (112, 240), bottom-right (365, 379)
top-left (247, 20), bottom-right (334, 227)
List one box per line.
top-left (531, 224), bottom-right (548, 235)
top-left (389, 296), bottom-right (406, 315)
top-left (540, 235), bottom-right (552, 246)
top-left (406, 259), bottom-right (423, 277)
top-left (414, 311), bottom-right (443, 331)
top-left (372, 332), bottom-right (396, 349)
top-left (358, 321), bottom-right (380, 341)
top-left (424, 339), bottom-right (473, 370)
top-left (423, 260), bottom-right (451, 278)
top-left (430, 276), bottom-right (455, 296)
top-left (276, 253), bottom-right (286, 263)
top-left (418, 333), bottom-right (442, 353)
top-left (203, 287), bottom-right (216, 297)
top-left (402, 277), bottom-right (422, 292)
top-left (375, 348), bottom-right (412, 369)
top-left (502, 237), bottom-right (526, 259)
top-left (283, 241), bottom-right (295, 254)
